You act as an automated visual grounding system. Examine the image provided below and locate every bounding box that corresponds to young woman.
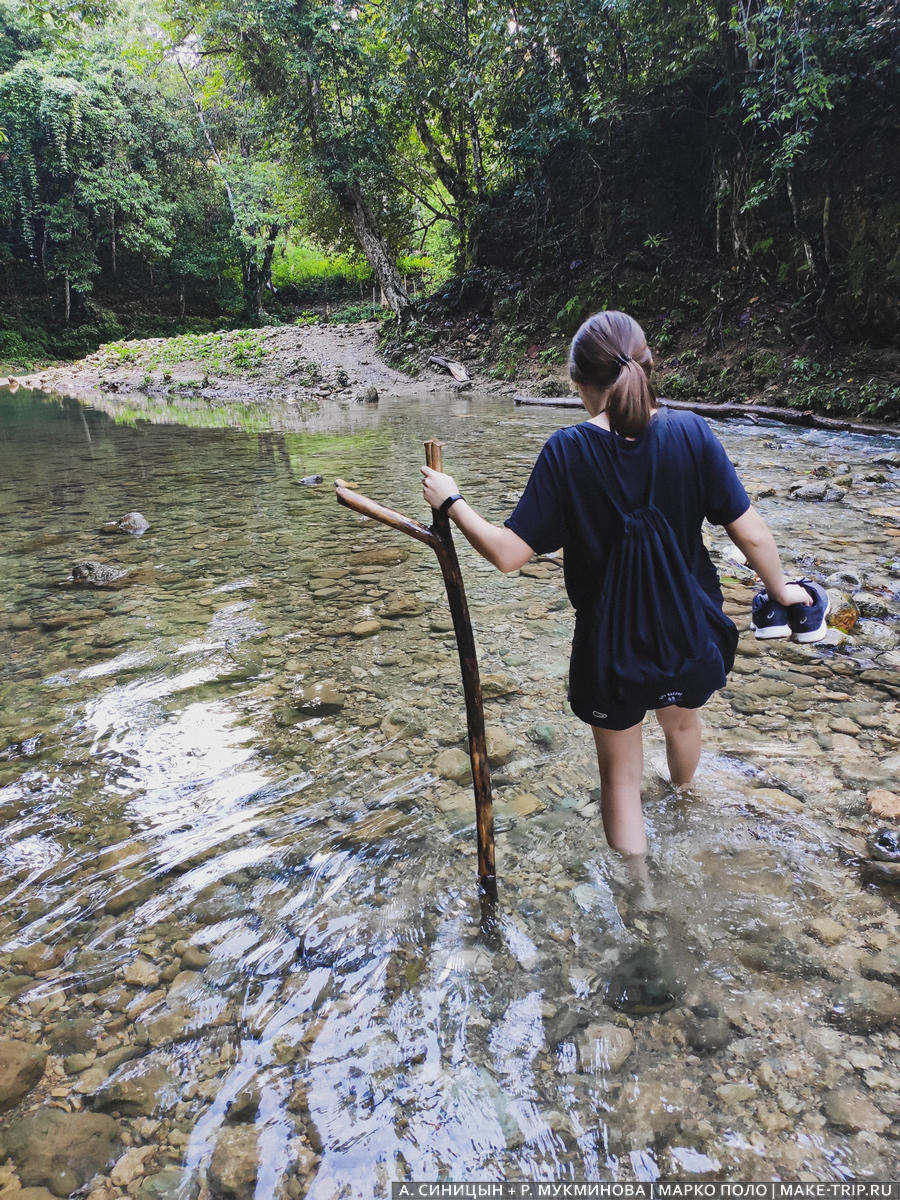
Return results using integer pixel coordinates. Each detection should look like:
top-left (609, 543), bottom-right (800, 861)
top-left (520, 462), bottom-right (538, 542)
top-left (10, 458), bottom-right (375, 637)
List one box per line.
top-left (421, 310), bottom-right (814, 871)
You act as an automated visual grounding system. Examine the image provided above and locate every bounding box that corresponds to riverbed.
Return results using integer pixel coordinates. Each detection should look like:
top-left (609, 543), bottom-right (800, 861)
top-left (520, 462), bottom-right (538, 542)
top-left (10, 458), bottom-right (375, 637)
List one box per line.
top-left (0, 388), bottom-right (898, 1198)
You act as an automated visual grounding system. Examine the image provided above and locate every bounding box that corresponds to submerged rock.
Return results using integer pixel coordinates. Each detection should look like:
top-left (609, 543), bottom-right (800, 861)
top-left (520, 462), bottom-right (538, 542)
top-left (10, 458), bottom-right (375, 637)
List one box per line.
top-left (290, 681), bottom-right (344, 715)
top-left (823, 1086), bottom-right (890, 1133)
top-left (0, 1108), bottom-right (122, 1197)
top-left (577, 1022), bottom-right (634, 1072)
top-left (209, 1126), bottom-right (259, 1200)
top-left (94, 1057), bottom-right (177, 1117)
top-left (71, 561), bottom-right (128, 587)
top-left (0, 1040), bottom-right (47, 1112)
top-left (827, 978), bottom-right (900, 1032)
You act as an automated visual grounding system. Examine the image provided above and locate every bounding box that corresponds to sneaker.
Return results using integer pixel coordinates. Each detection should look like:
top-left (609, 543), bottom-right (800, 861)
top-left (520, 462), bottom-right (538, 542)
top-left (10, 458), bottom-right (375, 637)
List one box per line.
top-left (750, 590), bottom-right (790, 639)
top-left (787, 579), bottom-right (830, 643)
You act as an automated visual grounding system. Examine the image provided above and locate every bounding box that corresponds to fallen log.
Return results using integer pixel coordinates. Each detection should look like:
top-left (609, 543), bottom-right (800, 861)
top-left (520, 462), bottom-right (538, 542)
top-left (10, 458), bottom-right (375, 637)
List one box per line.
top-left (513, 394), bottom-right (900, 439)
top-left (335, 442), bottom-right (498, 910)
top-left (429, 354), bottom-right (470, 383)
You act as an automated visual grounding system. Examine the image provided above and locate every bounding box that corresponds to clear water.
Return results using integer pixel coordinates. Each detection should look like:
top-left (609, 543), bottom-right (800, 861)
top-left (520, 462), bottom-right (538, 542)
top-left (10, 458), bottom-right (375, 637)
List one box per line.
top-left (1, 388), bottom-right (898, 1195)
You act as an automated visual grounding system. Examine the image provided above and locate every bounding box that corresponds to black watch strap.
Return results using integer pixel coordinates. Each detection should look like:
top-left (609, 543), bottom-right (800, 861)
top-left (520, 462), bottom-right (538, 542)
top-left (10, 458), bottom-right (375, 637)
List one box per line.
top-left (439, 493), bottom-right (463, 515)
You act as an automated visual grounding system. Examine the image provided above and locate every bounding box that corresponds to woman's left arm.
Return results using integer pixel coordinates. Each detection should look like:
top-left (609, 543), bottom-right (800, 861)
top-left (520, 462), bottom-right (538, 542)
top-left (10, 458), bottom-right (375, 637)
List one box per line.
top-left (421, 466), bottom-right (535, 573)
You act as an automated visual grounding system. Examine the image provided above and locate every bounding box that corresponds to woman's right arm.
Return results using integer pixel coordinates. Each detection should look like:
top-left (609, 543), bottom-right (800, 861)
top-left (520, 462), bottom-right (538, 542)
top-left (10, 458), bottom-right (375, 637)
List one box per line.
top-left (724, 507), bottom-right (811, 606)
top-left (421, 466), bottom-right (535, 573)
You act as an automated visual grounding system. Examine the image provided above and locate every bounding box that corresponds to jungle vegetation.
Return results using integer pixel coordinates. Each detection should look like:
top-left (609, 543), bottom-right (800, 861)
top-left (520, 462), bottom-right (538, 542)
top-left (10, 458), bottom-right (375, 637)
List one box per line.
top-left (0, 0), bottom-right (898, 412)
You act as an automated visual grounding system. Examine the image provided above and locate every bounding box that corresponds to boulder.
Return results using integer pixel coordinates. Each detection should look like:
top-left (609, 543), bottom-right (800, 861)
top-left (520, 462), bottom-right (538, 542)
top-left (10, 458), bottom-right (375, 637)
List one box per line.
top-left (0, 1039), bottom-right (47, 1112)
top-left (0, 1108), bottom-right (122, 1197)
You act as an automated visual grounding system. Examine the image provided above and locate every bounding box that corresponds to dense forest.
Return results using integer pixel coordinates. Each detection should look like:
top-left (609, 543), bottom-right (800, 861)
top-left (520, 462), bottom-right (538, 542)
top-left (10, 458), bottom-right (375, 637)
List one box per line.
top-left (1, 0), bottom-right (898, 417)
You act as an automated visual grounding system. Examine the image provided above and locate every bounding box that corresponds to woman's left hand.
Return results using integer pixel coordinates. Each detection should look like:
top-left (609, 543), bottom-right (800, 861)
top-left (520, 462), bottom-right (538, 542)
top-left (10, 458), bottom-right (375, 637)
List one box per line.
top-left (421, 466), bottom-right (460, 510)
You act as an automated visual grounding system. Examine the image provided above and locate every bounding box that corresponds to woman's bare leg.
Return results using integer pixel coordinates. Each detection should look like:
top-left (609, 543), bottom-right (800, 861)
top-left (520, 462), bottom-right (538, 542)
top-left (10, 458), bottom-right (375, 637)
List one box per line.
top-left (591, 721), bottom-right (646, 860)
top-left (655, 705), bottom-right (702, 787)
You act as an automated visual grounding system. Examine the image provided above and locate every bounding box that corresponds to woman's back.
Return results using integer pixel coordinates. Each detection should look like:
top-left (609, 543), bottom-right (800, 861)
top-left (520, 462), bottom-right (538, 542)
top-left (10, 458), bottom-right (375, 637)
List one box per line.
top-left (504, 408), bottom-right (750, 611)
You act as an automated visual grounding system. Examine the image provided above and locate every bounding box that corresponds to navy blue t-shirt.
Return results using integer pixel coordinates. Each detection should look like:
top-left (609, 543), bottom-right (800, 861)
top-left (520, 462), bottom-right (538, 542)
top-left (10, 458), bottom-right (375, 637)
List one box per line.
top-left (504, 408), bottom-right (750, 612)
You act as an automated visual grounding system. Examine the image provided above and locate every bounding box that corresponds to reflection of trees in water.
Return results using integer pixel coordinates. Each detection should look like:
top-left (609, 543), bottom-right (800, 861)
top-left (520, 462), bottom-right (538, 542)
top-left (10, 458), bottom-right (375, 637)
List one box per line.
top-left (255, 432), bottom-right (294, 477)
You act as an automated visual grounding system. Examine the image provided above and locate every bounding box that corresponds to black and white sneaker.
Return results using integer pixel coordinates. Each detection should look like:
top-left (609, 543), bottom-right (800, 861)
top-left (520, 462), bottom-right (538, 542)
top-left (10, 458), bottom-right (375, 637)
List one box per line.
top-left (750, 590), bottom-right (791, 639)
top-left (787, 579), bottom-right (830, 643)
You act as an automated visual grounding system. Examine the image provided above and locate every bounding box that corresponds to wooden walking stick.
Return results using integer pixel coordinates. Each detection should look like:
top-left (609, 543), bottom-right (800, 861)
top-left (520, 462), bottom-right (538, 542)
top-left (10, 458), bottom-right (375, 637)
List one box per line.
top-left (335, 440), bottom-right (498, 904)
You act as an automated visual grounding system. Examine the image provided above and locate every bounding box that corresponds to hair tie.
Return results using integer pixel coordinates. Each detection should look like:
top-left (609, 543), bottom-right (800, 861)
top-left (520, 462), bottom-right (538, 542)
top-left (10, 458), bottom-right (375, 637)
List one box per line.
top-left (614, 353), bottom-right (631, 367)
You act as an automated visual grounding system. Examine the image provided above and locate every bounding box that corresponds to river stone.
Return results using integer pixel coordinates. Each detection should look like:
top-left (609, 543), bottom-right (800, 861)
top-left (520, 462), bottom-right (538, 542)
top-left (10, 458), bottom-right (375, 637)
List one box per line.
top-left (381, 705), bottom-right (427, 737)
top-left (208, 1126), bottom-right (259, 1200)
top-left (124, 957), bottom-right (161, 988)
top-left (867, 789), bottom-right (900, 820)
top-left (858, 620), bottom-right (898, 649)
top-left (0, 1108), bottom-right (122, 1197)
top-left (434, 748), bottom-right (471, 784)
top-left (826, 591), bottom-right (859, 632)
top-left (685, 1017), bottom-right (732, 1053)
top-left (10, 1190), bottom-right (58, 1200)
top-left (861, 947), bottom-right (900, 985)
top-left (852, 590), bottom-right (891, 619)
top-left (101, 511), bottom-right (150, 536)
top-left (180, 946), bottom-right (211, 970)
top-left (166, 970), bottom-right (203, 1006)
top-left (823, 1086), bottom-right (890, 1133)
top-left (827, 978), bottom-right (900, 1032)
top-left (290, 682), bottom-right (343, 715)
top-left (352, 546), bottom-right (408, 567)
top-left (110, 1145), bottom-right (156, 1186)
top-left (10, 941), bottom-right (65, 974)
top-left (94, 1058), bottom-right (177, 1117)
top-left (381, 593), bottom-right (425, 618)
top-left (0, 1040), bottom-right (47, 1112)
top-left (577, 1023), bottom-right (634, 1072)
top-left (140, 1167), bottom-right (188, 1198)
top-left (486, 726), bottom-right (517, 765)
top-left (71, 561), bottom-right (128, 587)
top-left (805, 917), bottom-right (846, 946)
top-left (482, 673), bottom-right (518, 698)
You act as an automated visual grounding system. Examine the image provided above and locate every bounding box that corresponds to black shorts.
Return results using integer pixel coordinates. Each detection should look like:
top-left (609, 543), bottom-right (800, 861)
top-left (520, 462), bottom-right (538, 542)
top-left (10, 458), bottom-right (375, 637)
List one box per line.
top-left (569, 689), bottom-right (714, 730)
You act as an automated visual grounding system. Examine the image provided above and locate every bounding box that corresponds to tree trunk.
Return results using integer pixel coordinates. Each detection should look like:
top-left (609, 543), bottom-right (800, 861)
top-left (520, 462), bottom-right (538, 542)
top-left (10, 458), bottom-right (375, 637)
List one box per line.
top-left (336, 184), bottom-right (411, 317)
top-left (64, 273), bottom-right (71, 324)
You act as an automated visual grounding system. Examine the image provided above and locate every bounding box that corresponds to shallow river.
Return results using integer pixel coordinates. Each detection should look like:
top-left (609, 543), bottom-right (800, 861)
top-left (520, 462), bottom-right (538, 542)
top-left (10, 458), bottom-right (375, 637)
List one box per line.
top-left (0, 387), bottom-right (898, 1198)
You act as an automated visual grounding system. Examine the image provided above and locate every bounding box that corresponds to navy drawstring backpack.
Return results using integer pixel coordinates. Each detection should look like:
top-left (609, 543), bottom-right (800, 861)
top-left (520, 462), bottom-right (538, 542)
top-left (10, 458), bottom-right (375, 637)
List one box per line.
top-left (568, 412), bottom-right (738, 715)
